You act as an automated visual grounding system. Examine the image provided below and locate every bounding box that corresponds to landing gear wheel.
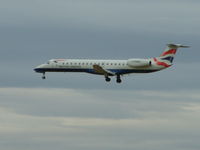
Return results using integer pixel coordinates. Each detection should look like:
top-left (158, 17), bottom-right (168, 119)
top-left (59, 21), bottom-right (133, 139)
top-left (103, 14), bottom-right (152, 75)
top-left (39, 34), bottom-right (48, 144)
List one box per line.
top-left (105, 77), bottom-right (111, 82)
top-left (116, 78), bottom-right (122, 83)
top-left (42, 73), bottom-right (46, 80)
top-left (116, 75), bottom-right (122, 83)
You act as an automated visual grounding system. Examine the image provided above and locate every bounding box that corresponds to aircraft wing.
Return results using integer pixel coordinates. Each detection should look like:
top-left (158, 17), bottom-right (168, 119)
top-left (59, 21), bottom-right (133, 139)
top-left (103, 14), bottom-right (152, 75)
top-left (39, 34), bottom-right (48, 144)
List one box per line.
top-left (93, 64), bottom-right (115, 76)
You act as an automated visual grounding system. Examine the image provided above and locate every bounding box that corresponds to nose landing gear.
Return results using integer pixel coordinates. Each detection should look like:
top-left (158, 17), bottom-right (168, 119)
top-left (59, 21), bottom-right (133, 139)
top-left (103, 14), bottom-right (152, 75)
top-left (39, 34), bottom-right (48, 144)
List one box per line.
top-left (42, 72), bottom-right (46, 79)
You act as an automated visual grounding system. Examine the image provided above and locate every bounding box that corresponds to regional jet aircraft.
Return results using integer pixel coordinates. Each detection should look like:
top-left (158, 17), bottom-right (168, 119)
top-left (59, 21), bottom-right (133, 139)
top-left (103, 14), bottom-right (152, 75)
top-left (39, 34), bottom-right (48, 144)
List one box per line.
top-left (34, 44), bottom-right (188, 83)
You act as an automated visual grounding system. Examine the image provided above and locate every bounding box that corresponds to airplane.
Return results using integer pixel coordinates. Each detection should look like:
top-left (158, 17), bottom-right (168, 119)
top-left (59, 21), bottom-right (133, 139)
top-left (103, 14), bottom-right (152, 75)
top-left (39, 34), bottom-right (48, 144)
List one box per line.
top-left (34, 44), bottom-right (189, 83)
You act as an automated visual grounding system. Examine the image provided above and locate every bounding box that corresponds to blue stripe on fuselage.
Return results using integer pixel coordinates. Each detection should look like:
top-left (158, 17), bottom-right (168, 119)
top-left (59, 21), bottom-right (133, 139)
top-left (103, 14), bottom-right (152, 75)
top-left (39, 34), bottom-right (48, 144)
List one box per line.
top-left (34, 68), bottom-right (158, 75)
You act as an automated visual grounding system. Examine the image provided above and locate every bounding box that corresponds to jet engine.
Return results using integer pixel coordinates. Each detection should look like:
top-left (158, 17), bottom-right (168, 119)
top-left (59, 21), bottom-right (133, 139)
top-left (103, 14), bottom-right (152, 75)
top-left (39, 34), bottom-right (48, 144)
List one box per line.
top-left (127, 59), bottom-right (151, 68)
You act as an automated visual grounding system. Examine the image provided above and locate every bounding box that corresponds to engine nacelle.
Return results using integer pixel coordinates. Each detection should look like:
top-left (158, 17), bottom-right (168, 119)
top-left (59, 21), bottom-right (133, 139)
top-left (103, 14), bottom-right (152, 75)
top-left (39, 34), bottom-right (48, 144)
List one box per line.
top-left (127, 59), bottom-right (151, 68)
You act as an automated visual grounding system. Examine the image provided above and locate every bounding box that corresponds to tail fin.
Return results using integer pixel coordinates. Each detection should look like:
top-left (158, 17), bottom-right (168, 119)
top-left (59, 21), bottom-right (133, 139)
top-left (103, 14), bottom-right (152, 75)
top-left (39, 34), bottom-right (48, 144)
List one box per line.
top-left (154, 44), bottom-right (189, 68)
top-left (160, 44), bottom-right (189, 57)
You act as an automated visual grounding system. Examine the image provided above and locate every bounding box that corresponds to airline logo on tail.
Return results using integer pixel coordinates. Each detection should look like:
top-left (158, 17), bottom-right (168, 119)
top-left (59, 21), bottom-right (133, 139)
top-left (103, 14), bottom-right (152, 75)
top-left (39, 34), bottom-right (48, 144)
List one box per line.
top-left (153, 44), bottom-right (189, 68)
top-left (153, 57), bottom-right (171, 67)
top-left (160, 49), bottom-right (177, 56)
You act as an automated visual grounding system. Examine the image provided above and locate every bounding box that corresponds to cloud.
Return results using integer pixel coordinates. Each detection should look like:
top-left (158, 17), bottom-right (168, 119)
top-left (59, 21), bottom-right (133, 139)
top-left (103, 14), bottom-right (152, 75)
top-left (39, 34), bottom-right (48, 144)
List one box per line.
top-left (1, 87), bottom-right (200, 118)
top-left (0, 87), bottom-right (200, 150)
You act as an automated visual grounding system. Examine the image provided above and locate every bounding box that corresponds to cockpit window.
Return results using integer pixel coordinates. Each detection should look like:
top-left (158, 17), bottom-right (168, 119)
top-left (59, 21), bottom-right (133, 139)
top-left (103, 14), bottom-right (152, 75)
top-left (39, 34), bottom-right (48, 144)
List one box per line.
top-left (47, 60), bottom-right (58, 64)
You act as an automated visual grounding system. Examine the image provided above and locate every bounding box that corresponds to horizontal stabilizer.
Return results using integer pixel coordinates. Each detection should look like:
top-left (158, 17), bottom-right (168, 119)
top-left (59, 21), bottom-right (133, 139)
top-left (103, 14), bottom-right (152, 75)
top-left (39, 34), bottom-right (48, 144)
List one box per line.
top-left (167, 44), bottom-right (190, 48)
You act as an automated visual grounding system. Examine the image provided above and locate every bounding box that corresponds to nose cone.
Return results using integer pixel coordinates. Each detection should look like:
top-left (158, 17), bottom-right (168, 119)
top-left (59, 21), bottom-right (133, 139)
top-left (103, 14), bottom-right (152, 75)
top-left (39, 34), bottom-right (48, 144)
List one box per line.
top-left (34, 67), bottom-right (41, 73)
top-left (34, 64), bottom-right (46, 73)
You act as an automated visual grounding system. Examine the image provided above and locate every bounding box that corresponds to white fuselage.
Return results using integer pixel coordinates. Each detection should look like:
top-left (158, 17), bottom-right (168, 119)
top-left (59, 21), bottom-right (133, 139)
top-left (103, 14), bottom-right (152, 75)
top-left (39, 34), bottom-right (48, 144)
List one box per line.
top-left (34, 58), bottom-right (163, 75)
top-left (34, 43), bottom-right (188, 83)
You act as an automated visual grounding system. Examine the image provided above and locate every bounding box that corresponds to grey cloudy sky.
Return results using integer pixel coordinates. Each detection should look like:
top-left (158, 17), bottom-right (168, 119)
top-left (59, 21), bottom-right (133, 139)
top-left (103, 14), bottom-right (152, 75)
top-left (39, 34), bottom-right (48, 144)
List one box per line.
top-left (0, 0), bottom-right (200, 150)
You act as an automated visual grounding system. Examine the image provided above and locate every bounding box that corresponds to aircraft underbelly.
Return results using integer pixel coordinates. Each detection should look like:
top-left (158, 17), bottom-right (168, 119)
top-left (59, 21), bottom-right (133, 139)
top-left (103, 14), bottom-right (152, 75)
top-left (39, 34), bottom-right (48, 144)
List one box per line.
top-left (35, 67), bottom-right (158, 75)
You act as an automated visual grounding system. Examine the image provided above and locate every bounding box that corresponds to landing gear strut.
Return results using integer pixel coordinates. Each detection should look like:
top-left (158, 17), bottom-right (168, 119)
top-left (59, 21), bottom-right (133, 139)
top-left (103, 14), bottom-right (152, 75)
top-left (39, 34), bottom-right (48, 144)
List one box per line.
top-left (116, 75), bottom-right (122, 83)
top-left (42, 72), bottom-right (46, 79)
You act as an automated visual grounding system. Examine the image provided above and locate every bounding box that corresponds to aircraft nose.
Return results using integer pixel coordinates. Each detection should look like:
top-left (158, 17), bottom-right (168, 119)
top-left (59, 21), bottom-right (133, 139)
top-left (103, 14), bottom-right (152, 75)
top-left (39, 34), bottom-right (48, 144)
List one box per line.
top-left (34, 67), bottom-right (40, 72)
top-left (34, 66), bottom-right (41, 73)
top-left (34, 64), bottom-right (45, 73)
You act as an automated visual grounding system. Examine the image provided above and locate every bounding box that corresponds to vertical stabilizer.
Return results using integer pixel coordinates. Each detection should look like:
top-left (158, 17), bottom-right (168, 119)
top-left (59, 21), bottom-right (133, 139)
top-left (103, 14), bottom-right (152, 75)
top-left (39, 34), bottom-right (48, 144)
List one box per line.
top-left (154, 44), bottom-right (189, 68)
top-left (160, 44), bottom-right (189, 58)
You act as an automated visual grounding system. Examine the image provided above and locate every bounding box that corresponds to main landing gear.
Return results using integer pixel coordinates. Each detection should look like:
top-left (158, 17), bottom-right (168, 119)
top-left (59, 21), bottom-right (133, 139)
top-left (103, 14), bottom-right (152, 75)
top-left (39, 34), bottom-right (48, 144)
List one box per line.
top-left (105, 76), bottom-right (111, 82)
top-left (42, 72), bottom-right (46, 79)
top-left (116, 75), bottom-right (122, 83)
top-left (104, 75), bottom-right (122, 83)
